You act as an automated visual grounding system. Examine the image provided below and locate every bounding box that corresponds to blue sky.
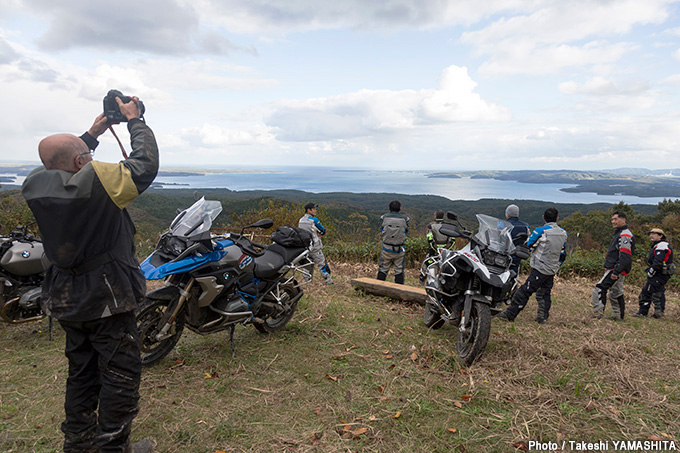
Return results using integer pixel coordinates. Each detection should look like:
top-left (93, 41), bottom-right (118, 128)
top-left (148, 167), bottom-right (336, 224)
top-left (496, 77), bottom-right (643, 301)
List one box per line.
top-left (1, 0), bottom-right (680, 171)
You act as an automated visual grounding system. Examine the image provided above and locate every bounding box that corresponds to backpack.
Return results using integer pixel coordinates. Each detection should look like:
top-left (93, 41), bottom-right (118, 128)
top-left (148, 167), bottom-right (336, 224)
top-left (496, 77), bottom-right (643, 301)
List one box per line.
top-left (270, 226), bottom-right (312, 248)
top-left (381, 215), bottom-right (408, 246)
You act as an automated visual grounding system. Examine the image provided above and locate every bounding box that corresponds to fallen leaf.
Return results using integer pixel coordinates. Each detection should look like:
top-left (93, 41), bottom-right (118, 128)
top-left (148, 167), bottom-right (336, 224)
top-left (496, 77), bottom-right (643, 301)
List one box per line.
top-left (350, 427), bottom-right (369, 436)
top-left (382, 349), bottom-right (390, 354)
top-left (410, 352), bottom-right (418, 361)
top-left (459, 369), bottom-right (468, 375)
top-left (383, 354), bottom-right (393, 359)
top-left (461, 394), bottom-right (472, 401)
top-left (378, 385), bottom-right (385, 393)
top-left (648, 434), bottom-right (664, 441)
top-left (325, 374), bottom-right (338, 382)
top-left (512, 441), bottom-right (529, 451)
top-left (448, 428), bottom-right (457, 433)
top-left (394, 411), bottom-right (402, 419)
top-left (314, 408), bottom-right (322, 415)
top-left (453, 401), bottom-right (463, 408)
top-left (368, 415), bottom-right (378, 421)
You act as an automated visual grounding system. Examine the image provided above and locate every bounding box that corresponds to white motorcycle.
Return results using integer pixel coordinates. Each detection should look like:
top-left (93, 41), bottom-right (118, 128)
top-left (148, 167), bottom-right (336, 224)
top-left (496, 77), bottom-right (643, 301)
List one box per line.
top-left (420, 212), bottom-right (529, 365)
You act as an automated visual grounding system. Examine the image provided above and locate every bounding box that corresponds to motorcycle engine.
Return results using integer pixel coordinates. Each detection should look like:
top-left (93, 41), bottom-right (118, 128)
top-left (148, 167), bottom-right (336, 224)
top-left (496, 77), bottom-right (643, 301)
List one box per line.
top-left (19, 286), bottom-right (42, 310)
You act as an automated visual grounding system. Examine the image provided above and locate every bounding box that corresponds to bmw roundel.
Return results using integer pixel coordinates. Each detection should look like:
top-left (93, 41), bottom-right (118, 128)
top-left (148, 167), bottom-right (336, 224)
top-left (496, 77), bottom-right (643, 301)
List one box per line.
top-left (22, 251), bottom-right (30, 258)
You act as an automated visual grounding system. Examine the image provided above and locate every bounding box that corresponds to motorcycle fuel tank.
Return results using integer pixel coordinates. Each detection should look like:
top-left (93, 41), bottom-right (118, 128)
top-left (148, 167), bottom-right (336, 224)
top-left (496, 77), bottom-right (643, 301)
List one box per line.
top-left (1, 242), bottom-right (50, 276)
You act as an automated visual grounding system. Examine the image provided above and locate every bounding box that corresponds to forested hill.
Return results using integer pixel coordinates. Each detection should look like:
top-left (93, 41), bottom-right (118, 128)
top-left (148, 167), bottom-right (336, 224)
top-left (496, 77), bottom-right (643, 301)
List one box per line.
top-left (132, 187), bottom-right (658, 234)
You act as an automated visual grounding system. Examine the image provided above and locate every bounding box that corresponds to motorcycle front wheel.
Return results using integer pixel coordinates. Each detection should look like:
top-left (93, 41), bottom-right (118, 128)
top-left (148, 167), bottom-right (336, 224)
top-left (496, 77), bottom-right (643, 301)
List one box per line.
top-left (456, 301), bottom-right (491, 366)
top-left (254, 283), bottom-right (299, 333)
top-left (136, 296), bottom-right (185, 367)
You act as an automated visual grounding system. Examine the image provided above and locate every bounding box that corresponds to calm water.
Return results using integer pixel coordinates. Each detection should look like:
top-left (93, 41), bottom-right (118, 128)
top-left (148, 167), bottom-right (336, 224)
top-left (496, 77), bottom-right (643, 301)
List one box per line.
top-left (4, 167), bottom-right (670, 205)
top-left (151, 166), bottom-right (668, 205)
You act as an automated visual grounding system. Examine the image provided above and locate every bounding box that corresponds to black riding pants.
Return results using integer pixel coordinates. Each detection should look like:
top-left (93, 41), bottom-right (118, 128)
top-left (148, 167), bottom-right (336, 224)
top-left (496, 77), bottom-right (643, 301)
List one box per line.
top-left (505, 268), bottom-right (554, 321)
top-left (58, 311), bottom-right (142, 453)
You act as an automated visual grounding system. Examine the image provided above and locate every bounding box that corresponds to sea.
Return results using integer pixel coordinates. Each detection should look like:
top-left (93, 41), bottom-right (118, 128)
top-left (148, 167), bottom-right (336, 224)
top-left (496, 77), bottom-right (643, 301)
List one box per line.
top-left (1, 166), bottom-right (671, 205)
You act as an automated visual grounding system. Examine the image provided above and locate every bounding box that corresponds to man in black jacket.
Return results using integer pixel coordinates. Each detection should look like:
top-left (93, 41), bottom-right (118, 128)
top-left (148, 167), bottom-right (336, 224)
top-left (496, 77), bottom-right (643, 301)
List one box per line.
top-left (591, 211), bottom-right (635, 320)
top-left (634, 228), bottom-right (674, 318)
top-left (22, 96), bottom-right (158, 452)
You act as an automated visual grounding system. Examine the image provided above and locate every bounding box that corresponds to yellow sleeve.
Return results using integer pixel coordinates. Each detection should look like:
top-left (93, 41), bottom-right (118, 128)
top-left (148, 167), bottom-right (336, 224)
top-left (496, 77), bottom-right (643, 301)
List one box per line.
top-left (91, 161), bottom-right (139, 209)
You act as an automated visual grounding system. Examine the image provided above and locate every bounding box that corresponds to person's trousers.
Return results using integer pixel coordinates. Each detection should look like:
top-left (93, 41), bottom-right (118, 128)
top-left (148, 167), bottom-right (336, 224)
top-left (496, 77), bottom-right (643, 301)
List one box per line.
top-left (377, 246), bottom-right (406, 284)
top-left (58, 311), bottom-right (142, 453)
top-left (638, 274), bottom-right (670, 315)
top-left (505, 269), bottom-right (554, 320)
top-left (592, 270), bottom-right (626, 318)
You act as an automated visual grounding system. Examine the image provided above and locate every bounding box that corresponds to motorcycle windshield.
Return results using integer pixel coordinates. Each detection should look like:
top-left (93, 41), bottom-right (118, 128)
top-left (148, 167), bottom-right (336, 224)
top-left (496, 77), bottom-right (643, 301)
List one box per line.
top-left (474, 214), bottom-right (515, 255)
top-left (168, 197), bottom-right (223, 238)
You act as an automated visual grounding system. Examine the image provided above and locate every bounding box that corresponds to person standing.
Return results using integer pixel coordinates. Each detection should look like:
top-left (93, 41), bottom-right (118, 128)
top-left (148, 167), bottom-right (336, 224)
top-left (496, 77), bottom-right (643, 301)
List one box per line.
top-left (633, 228), bottom-right (674, 318)
top-left (504, 204), bottom-right (530, 277)
top-left (497, 207), bottom-right (567, 323)
top-left (592, 211), bottom-right (635, 320)
top-left (426, 210), bottom-right (455, 256)
top-left (21, 96), bottom-right (157, 453)
top-left (377, 200), bottom-right (410, 284)
top-left (298, 202), bottom-right (333, 285)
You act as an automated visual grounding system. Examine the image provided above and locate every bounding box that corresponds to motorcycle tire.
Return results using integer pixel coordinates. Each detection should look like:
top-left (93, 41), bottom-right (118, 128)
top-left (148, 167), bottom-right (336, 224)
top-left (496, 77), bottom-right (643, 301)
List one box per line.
top-left (136, 296), bottom-right (185, 367)
top-left (254, 284), bottom-right (299, 333)
top-left (423, 303), bottom-right (445, 330)
top-left (456, 301), bottom-right (491, 366)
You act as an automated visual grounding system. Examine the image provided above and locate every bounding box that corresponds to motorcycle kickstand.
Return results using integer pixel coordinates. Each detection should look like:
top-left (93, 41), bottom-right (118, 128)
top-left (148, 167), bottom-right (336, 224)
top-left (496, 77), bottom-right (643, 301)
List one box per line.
top-left (49, 316), bottom-right (53, 341)
top-left (228, 324), bottom-right (236, 357)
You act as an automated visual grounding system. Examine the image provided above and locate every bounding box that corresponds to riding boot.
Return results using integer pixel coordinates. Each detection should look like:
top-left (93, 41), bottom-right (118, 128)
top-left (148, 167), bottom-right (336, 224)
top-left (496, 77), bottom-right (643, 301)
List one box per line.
top-left (376, 271), bottom-right (387, 281)
top-left (652, 293), bottom-right (664, 318)
top-left (394, 273), bottom-right (405, 285)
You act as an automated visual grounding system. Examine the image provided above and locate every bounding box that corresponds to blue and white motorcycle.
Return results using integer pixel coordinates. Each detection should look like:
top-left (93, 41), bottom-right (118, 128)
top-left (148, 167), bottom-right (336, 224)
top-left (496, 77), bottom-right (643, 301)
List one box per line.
top-left (137, 198), bottom-right (314, 366)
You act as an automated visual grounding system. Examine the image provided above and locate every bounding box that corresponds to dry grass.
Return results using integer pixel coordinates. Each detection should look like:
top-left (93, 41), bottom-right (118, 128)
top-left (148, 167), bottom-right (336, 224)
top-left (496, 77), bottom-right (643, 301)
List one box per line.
top-left (2, 266), bottom-right (680, 452)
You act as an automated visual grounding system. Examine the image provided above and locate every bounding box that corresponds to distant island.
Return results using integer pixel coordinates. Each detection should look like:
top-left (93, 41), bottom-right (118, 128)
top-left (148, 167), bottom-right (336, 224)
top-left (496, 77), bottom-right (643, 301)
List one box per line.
top-left (426, 170), bottom-right (680, 198)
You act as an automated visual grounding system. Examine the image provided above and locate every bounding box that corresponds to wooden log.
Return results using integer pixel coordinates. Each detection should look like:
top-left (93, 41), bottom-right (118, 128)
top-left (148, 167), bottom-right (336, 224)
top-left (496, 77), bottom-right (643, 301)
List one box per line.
top-left (350, 277), bottom-right (427, 305)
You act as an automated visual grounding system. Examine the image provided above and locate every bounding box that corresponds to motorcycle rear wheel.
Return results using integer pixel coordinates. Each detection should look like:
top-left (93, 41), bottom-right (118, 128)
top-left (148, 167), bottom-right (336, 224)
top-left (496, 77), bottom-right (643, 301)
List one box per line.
top-left (254, 284), bottom-right (299, 333)
top-left (136, 296), bottom-right (185, 367)
top-left (456, 301), bottom-right (491, 366)
top-left (423, 302), bottom-right (445, 330)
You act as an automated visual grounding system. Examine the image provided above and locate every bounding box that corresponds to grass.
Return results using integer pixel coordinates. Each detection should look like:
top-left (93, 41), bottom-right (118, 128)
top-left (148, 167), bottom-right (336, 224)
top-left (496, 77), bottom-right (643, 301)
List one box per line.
top-left (1, 265), bottom-right (680, 452)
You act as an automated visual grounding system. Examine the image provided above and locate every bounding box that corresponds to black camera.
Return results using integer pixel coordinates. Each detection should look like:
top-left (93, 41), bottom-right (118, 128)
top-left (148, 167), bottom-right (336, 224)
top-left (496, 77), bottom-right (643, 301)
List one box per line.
top-left (103, 89), bottom-right (145, 123)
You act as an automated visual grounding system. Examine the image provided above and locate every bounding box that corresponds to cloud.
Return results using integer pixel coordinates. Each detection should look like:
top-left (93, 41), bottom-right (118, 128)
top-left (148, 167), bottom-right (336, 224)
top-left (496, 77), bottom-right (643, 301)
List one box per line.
top-left (0, 35), bottom-right (20, 64)
top-left (266, 65), bottom-right (511, 141)
top-left (191, 0), bottom-right (531, 35)
top-left (19, 0), bottom-right (254, 56)
top-left (461, 0), bottom-right (672, 75)
top-left (558, 76), bottom-right (659, 112)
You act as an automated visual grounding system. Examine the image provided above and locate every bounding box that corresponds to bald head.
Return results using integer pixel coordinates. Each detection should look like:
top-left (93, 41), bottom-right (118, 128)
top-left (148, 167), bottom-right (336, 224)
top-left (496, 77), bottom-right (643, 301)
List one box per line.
top-left (39, 134), bottom-right (89, 171)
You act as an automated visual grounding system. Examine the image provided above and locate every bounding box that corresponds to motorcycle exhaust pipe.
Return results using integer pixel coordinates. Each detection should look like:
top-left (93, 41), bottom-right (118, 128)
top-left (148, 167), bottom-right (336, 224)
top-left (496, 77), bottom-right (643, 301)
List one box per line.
top-left (1, 297), bottom-right (46, 324)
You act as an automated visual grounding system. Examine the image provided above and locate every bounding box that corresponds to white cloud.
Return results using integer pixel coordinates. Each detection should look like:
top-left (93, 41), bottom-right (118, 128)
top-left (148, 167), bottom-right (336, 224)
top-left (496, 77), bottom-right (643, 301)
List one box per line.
top-left (462, 0), bottom-right (673, 75)
top-left (266, 65), bottom-right (511, 142)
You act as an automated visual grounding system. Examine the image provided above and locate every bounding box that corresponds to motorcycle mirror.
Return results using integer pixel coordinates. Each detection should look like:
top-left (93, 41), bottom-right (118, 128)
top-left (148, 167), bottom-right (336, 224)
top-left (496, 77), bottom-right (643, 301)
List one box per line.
top-left (445, 211), bottom-right (458, 221)
top-left (247, 219), bottom-right (274, 230)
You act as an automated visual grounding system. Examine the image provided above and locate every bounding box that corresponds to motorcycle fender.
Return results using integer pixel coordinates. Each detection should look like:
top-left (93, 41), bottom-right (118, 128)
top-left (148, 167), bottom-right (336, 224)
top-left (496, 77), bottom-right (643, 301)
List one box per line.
top-left (146, 285), bottom-right (180, 300)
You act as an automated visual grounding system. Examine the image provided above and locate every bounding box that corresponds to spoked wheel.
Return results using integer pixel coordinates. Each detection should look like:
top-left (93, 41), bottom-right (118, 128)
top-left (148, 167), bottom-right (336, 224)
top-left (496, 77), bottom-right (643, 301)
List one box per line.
top-left (456, 301), bottom-right (491, 366)
top-left (423, 301), bottom-right (445, 330)
top-left (254, 284), bottom-right (300, 333)
top-left (136, 296), bottom-right (185, 367)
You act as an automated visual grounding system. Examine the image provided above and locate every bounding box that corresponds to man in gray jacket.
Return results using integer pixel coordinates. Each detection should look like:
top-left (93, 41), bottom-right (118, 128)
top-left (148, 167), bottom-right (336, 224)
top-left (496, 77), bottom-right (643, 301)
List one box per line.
top-left (497, 207), bottom-right (567, 323)
top-left (376, 200), bottom-right (410, 284)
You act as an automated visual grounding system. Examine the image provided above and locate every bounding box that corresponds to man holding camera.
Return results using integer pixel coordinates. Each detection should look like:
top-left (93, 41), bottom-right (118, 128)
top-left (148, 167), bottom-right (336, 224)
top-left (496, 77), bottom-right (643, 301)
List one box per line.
top-left (22, 95), bottom-right (158, 452)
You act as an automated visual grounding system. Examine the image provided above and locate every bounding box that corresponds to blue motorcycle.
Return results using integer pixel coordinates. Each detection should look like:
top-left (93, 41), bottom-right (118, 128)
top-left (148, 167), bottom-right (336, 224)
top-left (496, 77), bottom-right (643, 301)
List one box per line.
top-left (137, 198), bottom-right (314, 366)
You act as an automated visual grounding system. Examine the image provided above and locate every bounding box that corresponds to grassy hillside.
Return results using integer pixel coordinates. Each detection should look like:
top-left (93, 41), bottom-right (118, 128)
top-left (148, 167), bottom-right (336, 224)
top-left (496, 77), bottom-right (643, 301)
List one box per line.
top-left (2, 265), bottom-right (679, 452)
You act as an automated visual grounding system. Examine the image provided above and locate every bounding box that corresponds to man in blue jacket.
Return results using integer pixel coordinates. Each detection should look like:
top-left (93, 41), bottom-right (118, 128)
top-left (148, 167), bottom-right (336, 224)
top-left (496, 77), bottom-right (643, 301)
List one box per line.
top-left (497, 207), bottom-right (567, 323)
top-left (298, 203), bottom-right (333, 285)
top-left (22, 96), bottom-right (157, 453)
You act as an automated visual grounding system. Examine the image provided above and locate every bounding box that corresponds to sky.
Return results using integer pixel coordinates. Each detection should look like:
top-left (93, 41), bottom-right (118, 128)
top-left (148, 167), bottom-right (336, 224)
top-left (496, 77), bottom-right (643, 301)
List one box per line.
top-left (1, 0), bottom-right (680, 171)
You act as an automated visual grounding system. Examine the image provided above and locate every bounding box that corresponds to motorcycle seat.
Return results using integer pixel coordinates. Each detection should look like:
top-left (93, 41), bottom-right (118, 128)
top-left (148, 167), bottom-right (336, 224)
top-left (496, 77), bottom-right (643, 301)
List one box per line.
top-left (253, 243), bottom-right (307, 279)
top-left (267, 243), bottom-right (307, 262)
top-left (253, 249), bottom-right (286, 279)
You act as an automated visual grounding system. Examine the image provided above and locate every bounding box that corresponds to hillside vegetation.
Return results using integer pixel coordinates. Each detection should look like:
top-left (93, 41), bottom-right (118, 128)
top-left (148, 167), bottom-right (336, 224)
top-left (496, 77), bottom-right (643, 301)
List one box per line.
top-left (2, 265), bottom-right (679, 452)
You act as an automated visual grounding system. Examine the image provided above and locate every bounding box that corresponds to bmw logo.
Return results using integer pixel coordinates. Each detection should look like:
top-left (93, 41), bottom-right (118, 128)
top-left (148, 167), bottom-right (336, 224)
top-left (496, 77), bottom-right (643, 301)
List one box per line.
top-left (22, 251), bottom-right (30, 258)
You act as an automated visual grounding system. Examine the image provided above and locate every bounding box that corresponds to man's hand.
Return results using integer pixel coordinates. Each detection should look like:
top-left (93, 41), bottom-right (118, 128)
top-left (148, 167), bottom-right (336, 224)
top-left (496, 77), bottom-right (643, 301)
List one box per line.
top-left (87, 113), bottom-right (109, 138)
top-left (116, 96), bottom-right (141, 121)
top-left (610, 273), bottom-right (618, 280)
